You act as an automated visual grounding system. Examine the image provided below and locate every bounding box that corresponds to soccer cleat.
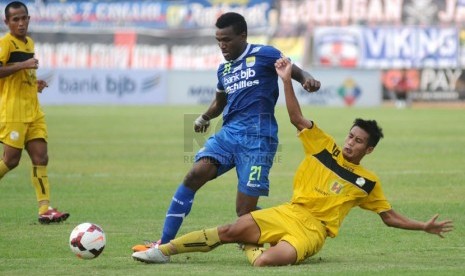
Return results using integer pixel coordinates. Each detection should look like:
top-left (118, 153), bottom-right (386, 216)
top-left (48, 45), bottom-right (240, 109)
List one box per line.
top-left (132, 239), bottom-right (161, 252)
top-left (38, 207), bottom-right (70, 224)
top-left (132, 244), bottom-right (170, 264)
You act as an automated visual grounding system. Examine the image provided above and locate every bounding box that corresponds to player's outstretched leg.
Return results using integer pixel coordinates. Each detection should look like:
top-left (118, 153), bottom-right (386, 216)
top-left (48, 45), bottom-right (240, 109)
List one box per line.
top-left (132, 228), bottom-right (220, 264)
top-left (132, 184), bottom-right (195, 252)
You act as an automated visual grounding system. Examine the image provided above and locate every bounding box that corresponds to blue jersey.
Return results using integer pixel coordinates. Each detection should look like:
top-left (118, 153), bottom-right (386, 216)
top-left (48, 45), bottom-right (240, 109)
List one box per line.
top-left (216, 44), bottom-right (282, 139)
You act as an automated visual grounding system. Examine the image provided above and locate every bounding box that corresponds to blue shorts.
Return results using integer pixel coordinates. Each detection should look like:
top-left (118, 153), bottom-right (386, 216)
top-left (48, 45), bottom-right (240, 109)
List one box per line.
top-left (195, 128), bottom-right (278, 197)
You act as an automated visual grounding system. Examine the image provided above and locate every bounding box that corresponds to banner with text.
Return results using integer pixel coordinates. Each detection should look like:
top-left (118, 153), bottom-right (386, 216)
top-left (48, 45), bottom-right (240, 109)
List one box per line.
top-left (277, 0), bottom-right (465, 27)
top-left (382, 68), bottom-right (463, 101)
top-left (167, 69), bottom-right (382, 107)
top-left (37, 69), bottom-right (167, 105)
top-left (314, 26), bottom-right (458, 69)
top-left (0, 0), bottom-right (273, 31)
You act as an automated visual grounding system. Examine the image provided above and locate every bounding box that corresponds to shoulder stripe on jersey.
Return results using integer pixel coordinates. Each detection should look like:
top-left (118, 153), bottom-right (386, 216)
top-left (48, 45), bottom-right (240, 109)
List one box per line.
top-left (314, 149), bottom-right (376, 194)
top-left (8, 51), bottom-right (34, 64)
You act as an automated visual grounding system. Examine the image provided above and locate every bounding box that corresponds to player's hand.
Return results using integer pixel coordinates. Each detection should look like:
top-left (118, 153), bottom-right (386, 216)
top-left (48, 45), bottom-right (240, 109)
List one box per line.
top-left (423, 214), bottom-right (454, 238)
top-left (302, 77), bottom-right (321, 93)
top-left (24, 57), bottom-right (39, 69)
top-left (37, 80), bottom-right (48, 93)
top-left (275, 57), bottom-right (292, 81)
top-left (194, 114), bottom-right (210, 133)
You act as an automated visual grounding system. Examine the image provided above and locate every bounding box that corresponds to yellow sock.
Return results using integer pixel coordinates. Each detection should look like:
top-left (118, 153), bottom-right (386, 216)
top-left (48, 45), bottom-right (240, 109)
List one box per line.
top-left (0, 160), bottom-right (11, 179)
top-left (168, 227), bottom-right (221, 254)
top-left (31, 166), bottom-right (50, 214)
top-left (38, 204), bottom-right (49, 215)
top-left (158, 244), bottom-right (172, 256)
top-left (244, 244), bottom-right (266, 265)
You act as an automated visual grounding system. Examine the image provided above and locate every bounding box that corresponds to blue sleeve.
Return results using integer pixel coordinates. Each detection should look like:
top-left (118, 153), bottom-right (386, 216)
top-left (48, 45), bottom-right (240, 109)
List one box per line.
top-left (258, 45), bottom-right (283, 67)
top-left (216, 62), bottom-right (225, 92)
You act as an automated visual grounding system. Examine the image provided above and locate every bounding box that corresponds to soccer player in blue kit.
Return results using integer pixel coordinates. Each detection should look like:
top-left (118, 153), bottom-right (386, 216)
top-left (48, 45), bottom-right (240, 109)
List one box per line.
top-left (132, 12), bottom-right (321, 254)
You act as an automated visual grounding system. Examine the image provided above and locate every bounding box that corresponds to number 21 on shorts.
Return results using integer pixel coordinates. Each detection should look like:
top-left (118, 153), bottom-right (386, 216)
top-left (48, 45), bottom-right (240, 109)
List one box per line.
top-left (249, 165), bottom-right (262, 181)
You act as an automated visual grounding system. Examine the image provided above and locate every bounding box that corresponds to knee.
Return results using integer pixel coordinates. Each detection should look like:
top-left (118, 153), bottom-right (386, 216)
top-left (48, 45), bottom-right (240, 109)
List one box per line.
top-left (3, 156), bottom-right (21, 169)
top-left (30, 154), bottom-right (49, 166)
top-left (183, 161), bottom-right (217, 190)
top-left (217, 224), bottom-right (240, 243)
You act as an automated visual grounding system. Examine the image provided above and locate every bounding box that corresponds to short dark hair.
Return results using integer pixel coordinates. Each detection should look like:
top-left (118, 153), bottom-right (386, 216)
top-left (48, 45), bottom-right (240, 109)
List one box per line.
top-left (352, 118), bottom-right (384, 147)
top-left (5, 1), bottom-right (28, 20)
top-left (215, 12), bottom-right (247, 35)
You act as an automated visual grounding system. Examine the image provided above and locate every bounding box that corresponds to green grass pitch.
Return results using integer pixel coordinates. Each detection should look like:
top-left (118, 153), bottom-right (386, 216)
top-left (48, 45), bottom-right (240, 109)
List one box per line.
top-left (0, 105), bottom-right (464, 275)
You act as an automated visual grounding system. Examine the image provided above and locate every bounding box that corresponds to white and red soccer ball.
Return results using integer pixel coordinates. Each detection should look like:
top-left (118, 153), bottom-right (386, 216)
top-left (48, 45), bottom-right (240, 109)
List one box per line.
top-left (69, 222), bottom-right (106, 259)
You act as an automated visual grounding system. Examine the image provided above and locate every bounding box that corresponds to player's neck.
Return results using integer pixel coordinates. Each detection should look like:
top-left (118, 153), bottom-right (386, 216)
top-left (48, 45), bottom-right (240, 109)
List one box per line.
top-left (10, 32), bottom-right (27, 43)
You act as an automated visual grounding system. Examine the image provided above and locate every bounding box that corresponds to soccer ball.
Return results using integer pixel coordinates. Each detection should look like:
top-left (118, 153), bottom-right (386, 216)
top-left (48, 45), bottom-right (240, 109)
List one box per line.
top-left (69, 222), bottom-right (106, 259)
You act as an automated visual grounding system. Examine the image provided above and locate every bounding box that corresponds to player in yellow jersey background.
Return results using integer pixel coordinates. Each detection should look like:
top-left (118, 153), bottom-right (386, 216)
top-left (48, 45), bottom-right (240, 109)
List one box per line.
top-left (0, 1), bottom-right (69, 224)
top-left (132, 56), bottom-right (453, 266)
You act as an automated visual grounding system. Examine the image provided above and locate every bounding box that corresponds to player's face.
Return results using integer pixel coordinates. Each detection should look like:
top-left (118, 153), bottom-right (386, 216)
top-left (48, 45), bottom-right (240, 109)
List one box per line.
top-left (4, 6), bottom-right (30, 40)
top-left (215, 26), bottom-right (247, 61)
top-left (342, 126), bottom-right (373, 164)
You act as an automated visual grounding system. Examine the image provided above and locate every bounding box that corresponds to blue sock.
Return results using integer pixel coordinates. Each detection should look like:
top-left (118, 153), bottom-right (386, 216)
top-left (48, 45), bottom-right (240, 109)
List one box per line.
top-left (161, 184), bottom-right (195, 244)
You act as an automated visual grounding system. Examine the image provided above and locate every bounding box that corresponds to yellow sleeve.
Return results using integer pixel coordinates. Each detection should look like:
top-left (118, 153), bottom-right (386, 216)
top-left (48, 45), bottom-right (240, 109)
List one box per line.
top-left (359, 179), bottom-right (391, 213)
top-left (297, 123), bottom-right (338, 156)
top-left (0, 38), bottom-right (10, 66)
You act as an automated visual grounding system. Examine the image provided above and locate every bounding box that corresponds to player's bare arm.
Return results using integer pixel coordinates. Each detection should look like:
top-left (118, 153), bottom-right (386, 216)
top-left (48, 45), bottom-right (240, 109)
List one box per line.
top-left (290, 63), bottom-right (321, 92)
top-left (194, 92), bottom-right (227, 133)
top-left (275, 57), bottom-right (313, 131)
top-left (0, 57), bottom-right (38, 78)
top-left (379, 209), bottom-right (453, 238)
top-left (203, 91), bottom-right (227, 120)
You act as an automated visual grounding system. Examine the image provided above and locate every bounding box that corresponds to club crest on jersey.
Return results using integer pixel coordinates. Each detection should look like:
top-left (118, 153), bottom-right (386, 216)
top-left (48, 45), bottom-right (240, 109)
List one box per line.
top-left (246, 56), bottom-right (256, 67)
top-left (9, 130), bottom-right (19, 141)
top-left (330, 181), bottom-right (343, 194)
top-left (355, 177), bottom-right (366, 187)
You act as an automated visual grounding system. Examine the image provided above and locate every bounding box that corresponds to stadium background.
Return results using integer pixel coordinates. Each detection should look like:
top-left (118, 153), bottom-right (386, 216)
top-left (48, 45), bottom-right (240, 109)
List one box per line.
top-left (0, 2), bottom-right (463, 274)
top-left (1, 0), bottom-right (464, 106)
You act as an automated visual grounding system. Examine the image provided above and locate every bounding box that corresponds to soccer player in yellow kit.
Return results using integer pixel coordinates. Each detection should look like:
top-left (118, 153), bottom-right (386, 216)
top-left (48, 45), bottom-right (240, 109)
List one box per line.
top-left (0, 1), bottom-right (69, 224)
top-left (132, 57), bottom-right (453, 266)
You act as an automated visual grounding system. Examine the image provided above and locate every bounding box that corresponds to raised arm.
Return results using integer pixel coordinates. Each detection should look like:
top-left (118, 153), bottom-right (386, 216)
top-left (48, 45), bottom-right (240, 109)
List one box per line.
top-left (194, 92), bottom-right (227, 133)
top-left (275, 57), bottom-right (316, 131)
top-left (379, 209), bottom-right (453, 238)
top-left (291, 63), bottom-right (320, 93)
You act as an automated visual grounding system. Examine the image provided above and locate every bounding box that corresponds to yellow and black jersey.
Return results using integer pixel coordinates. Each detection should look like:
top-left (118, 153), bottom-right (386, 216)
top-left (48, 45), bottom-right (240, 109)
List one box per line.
top-left (0, 32), bottom-right (42, 122)
top-left (291, 123), bottom-right (391, 238)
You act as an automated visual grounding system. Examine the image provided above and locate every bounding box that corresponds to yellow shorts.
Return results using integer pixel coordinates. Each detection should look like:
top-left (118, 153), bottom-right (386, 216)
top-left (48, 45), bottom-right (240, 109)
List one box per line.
top-left (251, 203), bottom-right (327, 264)
top-left (0, 115), bottom-right (48, 149)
